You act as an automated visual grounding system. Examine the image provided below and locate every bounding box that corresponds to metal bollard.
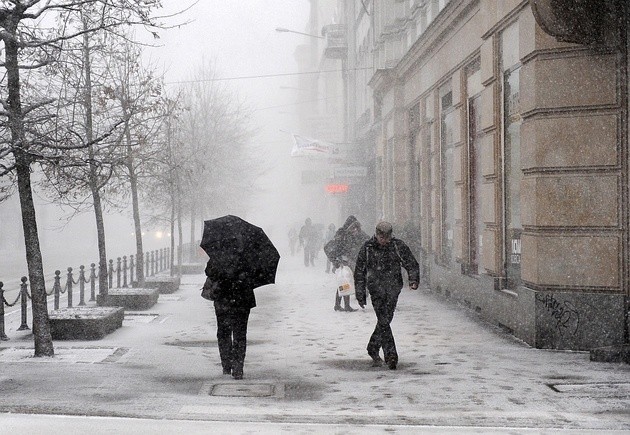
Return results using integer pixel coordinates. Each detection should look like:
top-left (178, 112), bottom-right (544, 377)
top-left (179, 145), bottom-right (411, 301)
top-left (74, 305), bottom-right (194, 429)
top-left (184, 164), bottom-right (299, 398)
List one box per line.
top-left (66, 267), bottom-right (74, 308)
top-left (53, 270), bottom-right (62, 310)
top-left (17, 277), bottom-right (29, 331)
top-left (145, 253), bottom-right (149, 279)
top-left (169, 248), bottom-right (174, 277)
top-left (129, 255), bottom-right (135, 286)
top-left (89, 263), bottom-right (96, 301)
top-left (108, 259), bottom-right (114, 289)
top-left (0, 282), bottom-right (8, 340)
top-left (78, 265), bottom-right (86, 306)
top-left (123, 256), bottom-right (128, 287)
top-left (116, 257), bottom-right (121, 288)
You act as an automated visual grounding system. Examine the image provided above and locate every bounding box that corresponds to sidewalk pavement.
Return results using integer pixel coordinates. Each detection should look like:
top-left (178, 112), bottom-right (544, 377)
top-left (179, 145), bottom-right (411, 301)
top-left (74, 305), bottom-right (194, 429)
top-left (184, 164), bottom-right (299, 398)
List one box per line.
top-left (0, 254), bottom-right (629, 433)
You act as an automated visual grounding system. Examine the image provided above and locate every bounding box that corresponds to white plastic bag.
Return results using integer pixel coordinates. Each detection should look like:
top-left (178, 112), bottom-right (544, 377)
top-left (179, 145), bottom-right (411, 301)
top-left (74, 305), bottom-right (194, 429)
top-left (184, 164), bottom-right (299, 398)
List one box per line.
top-left (335, 265), bottom-right (355, 296)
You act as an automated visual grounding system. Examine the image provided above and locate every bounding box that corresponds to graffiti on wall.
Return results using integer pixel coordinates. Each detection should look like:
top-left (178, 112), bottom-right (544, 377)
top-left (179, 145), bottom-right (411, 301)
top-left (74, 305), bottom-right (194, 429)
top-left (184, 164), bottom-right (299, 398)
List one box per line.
top-left (535, 293), bottom-right (580, 336)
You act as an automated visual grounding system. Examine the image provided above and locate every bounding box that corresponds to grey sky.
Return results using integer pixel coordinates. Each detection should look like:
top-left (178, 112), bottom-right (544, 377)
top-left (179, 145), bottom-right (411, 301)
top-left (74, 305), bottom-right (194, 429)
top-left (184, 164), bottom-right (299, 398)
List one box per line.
top-left (144, 2), bottom-right (324, 237)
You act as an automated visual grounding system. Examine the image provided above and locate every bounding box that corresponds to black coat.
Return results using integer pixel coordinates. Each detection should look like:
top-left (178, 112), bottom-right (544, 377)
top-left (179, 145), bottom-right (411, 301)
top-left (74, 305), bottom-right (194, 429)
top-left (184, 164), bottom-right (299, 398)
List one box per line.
top-left (205, 261), bottom-right (256, 313)
top-left (354, 236), bottom-right (420, 304)
top-left (323, 215), bottom-right (369, 270)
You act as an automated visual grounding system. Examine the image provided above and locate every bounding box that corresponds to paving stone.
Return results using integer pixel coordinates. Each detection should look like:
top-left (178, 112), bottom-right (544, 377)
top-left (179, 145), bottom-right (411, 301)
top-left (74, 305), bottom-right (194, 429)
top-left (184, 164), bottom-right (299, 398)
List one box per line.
top-left (210, 383), bottom-right (276, 397)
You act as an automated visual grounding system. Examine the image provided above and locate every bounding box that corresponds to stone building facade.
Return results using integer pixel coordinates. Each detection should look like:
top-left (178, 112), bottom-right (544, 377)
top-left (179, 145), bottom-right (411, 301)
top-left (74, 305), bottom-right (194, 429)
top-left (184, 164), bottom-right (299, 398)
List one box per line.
top-left (335, 0), bottom-right (629, 351)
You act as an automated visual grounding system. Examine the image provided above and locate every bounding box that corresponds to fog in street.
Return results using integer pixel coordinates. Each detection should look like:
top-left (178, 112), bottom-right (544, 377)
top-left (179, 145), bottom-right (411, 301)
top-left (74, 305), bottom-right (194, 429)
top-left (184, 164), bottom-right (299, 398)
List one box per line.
top-left (0, 1), bottom-right (328, 280)
top-left (1, 2), bottom-right (630, 432)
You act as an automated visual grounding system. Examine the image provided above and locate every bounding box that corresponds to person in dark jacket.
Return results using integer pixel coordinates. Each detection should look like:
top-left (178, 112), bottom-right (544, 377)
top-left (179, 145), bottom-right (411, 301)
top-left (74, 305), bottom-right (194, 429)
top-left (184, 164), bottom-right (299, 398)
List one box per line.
top-left (299, 218), bottom-right (318, 267)
top-left (204, 240), bottom-right (256, 380)
top-left (324, 215), bottom-right (369, 312)
top-left (354, 221), bottom-right (419, 370)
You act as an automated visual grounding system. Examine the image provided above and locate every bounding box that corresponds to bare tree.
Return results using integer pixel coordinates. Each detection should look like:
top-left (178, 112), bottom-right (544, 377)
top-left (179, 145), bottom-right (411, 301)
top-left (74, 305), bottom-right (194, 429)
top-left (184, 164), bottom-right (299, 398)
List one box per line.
top-left (102, 38), bottom-right (166, 286)
top-left (0, 1), bottom-right (166, 357)
top-left (141, 91), bottom-right (187, 276)
top-left (40, 10), bottom-right (129, 300)
top-left (176, 61), bottom-right (257, 260)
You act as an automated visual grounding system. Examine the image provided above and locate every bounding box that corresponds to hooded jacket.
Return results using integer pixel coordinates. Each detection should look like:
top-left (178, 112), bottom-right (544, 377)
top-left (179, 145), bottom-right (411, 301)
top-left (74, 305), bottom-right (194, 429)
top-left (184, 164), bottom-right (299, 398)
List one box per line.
top-left (324, 215), bottom-right (369, 270)
top-left (353, 236), bottom-right (420, 304)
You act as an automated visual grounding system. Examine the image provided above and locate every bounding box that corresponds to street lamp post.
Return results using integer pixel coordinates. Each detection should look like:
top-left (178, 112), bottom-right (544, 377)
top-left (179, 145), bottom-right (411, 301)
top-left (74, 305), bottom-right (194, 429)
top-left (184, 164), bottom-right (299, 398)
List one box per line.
top-left (275, 27), bottom-right (324, 39)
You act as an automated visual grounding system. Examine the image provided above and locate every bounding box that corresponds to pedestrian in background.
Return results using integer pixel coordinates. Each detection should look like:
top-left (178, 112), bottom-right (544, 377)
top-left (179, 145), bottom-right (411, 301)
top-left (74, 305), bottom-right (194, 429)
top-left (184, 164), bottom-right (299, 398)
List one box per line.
top-left (288, 226), bottom-right (298, 256)
top-left (354, 221), bottom-right (419, 370)
top-left (324, 215), bottom-right (369, 312)
top-left (299, 218), bottom-right (318, 267)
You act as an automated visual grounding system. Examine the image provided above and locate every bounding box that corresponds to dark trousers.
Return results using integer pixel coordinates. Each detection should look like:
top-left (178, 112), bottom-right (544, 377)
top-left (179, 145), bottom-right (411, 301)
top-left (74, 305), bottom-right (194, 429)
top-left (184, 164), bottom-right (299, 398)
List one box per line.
top-left (215, 308), bottom-right (250, 374)
top-left (303, 246), bottom-right (315, 266)
top-left (367, 290), bottom-right (400, 362)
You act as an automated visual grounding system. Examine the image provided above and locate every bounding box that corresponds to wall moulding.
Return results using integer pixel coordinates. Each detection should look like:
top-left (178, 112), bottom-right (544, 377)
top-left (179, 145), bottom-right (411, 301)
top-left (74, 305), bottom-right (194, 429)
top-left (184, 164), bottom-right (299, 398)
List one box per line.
top-left (529, 0), bottom-right (623, 47)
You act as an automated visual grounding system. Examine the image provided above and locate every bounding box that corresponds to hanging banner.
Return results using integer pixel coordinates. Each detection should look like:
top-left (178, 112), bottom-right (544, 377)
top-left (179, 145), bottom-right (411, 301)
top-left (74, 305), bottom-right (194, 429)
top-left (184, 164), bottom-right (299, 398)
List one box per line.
top-left (290, 134), bottom-right (339, 158)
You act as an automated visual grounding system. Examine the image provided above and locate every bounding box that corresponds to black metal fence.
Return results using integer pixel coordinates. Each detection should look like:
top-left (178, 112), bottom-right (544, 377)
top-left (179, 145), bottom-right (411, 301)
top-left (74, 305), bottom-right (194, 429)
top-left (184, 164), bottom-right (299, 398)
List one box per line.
top-left (0, 247), bottom-right (170, 341)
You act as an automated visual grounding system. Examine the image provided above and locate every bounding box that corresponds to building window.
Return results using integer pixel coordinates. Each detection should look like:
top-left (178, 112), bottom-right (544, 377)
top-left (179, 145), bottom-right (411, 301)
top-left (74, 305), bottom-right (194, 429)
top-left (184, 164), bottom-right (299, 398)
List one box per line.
top-left (466, 60), bottom-right (483, 275)
top-left (409, 104), bottom-right (421, 218)
top-left (422, 96), bottom-right (434, 253)
top-left (385, 137), bottom-right (395, 217)
top-left (501, 21), bottom-right (522, 289)
top-left (376, 156), bottom-right (384, 217)
top-left (440, 83), bottom-right (455, 265)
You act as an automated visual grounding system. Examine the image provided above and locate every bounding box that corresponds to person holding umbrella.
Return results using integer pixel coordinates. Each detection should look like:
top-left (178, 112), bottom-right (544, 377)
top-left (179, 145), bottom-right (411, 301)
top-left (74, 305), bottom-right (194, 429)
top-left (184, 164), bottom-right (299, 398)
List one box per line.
top-left (200, 215), bottom-right (280, 380)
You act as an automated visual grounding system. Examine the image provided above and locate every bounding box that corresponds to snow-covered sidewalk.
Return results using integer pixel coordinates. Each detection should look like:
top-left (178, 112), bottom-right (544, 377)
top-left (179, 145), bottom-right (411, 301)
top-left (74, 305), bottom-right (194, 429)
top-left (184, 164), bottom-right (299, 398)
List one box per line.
top-left (0, 253), bottom-right (628, 432)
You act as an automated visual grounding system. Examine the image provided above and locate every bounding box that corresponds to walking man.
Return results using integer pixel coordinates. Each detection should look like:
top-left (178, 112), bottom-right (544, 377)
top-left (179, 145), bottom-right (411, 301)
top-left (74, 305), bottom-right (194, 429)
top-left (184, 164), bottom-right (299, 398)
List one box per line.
top-left (354, 221), bottom-right (419, 370)
top-left (299, 218), bottom-right (318, 267)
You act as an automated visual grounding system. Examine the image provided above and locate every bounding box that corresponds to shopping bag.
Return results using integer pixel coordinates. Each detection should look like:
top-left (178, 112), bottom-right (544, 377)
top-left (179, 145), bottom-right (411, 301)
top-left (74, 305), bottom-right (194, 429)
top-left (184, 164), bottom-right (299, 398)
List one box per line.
top-left (335, 265), bottom-right (355, 296)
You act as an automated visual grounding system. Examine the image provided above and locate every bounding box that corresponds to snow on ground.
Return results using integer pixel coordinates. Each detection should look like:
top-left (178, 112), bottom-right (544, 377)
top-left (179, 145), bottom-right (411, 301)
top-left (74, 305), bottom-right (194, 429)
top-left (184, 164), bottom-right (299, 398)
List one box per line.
top-left (0, 250), bottom-right (628, 431)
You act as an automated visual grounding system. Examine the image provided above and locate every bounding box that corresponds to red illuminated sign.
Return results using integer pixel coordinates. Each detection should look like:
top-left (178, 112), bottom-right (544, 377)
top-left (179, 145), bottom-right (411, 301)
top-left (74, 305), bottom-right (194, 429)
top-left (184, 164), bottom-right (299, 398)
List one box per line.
top-left (325, 184), bottom-right (349, 194)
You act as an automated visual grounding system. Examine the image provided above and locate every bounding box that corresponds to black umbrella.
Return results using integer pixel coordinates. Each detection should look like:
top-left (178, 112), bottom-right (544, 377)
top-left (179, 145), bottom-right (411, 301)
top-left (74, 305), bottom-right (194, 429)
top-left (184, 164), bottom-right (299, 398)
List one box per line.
top-left (200, 215), bottom-right (280, 289)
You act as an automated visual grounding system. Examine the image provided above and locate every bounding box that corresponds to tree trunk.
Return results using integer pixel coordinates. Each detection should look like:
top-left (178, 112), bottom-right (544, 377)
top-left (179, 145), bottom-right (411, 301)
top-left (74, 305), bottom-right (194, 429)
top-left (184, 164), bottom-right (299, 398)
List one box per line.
top-left (15, 158), bottom-right (54, 356)
top-left (189, 202), bottom-right (196, 262)
top-left (177, 180), bottom-right (183, 275)
top-left (130, 168), bottom-right (144, 284)
top-left (91, 179), bottom-right (109, 297)
top-left (6, 34), bottom-right (54, 356)
top-left (167, 115), bottom-right (176, 277)
top-left (82, 25), bottom-right (109, 299)
top-left (124, 117), bottom-right (144, 285)
top-left (170, 192), bottom-right (175, 277)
